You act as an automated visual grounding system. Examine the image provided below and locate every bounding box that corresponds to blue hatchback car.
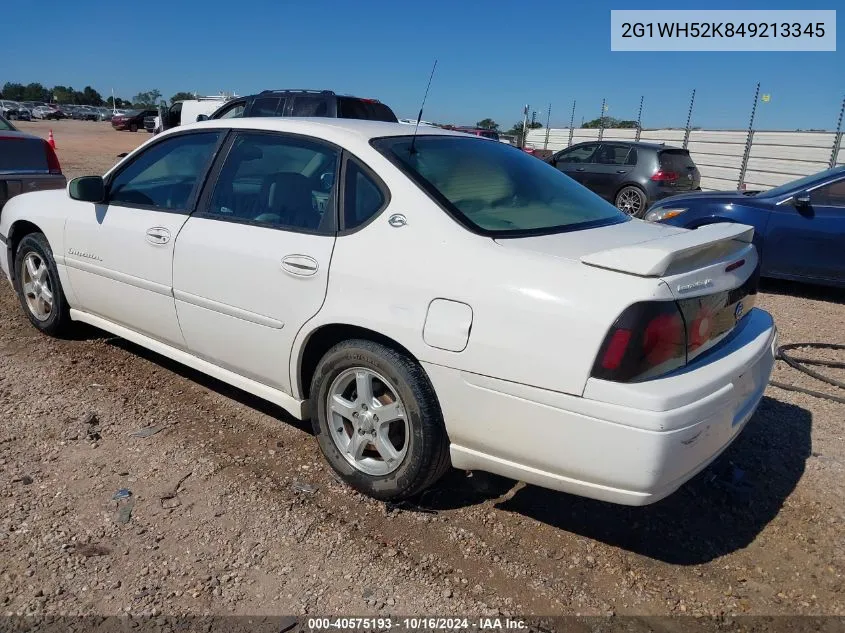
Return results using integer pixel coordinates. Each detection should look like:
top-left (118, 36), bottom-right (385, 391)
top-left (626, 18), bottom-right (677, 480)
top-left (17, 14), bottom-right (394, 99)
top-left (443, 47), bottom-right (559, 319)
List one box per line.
top-left (644, 166), bottom-right (845, 289)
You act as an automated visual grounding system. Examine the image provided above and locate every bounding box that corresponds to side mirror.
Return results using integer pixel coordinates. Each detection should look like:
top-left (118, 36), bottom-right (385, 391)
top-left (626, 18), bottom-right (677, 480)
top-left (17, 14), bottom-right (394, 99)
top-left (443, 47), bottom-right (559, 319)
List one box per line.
top-left (69, 176), bottom-right (105, 203)
top-left (319, 172), bottom-right (335, 191)
top-left (196, 114), bottom-right (209, 122)
top-left (793, 191), bottom-right (811, 208)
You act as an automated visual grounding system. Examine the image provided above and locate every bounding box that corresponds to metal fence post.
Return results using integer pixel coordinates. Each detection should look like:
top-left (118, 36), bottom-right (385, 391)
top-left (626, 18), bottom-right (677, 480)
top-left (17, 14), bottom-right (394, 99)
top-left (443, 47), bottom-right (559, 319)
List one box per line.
top-left (738, 82), bottom-right (760, 190)
top-left (568, 100), bottom-right (576, 147)
top-left (598, 98), bottom-right (606, 141)
top-left (543, 103), bottom-right (552, 151)
top-left (829, 94), bottom-right (845, 168)
top-left (635, 95), bottom-right (644, 142)
top-left (682, 89), bottom-right (696, 149)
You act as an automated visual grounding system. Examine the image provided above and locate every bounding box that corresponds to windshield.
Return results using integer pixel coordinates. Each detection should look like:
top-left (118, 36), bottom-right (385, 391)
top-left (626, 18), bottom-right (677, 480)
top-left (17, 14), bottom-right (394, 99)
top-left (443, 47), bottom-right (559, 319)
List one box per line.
top-left (373, 135), bottom-right (627, 236)
top-left (0, 117), bottom-right (15, 131)
top-left (757, 167), bottom-right (843, 199)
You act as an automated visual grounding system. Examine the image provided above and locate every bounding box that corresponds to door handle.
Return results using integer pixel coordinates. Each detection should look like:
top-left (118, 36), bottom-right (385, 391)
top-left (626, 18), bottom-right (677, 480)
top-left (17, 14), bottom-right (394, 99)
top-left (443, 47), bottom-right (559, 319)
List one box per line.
top-left (282, 254), bottom-right (318, 277)
top-left (575, 167), bottom-right (586, 172)
top-left (145, 227), bottom-right (171, 245)
top-left (616, 170), bottom-right (629, 174)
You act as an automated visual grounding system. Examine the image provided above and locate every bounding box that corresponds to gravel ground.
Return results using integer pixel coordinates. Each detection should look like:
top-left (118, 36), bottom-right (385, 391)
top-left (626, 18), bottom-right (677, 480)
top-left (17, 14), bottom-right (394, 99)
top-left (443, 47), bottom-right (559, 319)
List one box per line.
top-left (1, 121), bottom-right (844, 619)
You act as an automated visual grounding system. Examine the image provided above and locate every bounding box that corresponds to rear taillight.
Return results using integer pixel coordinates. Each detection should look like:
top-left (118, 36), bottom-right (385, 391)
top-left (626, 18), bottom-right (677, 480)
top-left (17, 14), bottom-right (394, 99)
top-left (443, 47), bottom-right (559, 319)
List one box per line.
top-left (651, 170), bottom-right (679, 182)
top-left (43, 140), bottom-right (61, 174)
top-left (592, 301), bottom-right (686, 382)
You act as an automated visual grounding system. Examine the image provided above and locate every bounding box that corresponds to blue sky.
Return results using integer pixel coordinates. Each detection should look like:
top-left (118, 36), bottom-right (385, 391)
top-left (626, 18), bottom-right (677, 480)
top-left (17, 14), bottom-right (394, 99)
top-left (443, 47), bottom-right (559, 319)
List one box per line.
top-left (3, 0), bottom-right (842, 130)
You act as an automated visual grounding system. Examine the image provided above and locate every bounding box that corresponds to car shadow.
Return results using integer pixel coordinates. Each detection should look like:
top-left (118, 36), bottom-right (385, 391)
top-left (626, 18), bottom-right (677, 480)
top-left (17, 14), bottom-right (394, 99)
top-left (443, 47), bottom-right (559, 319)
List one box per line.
top-left (424, 396), bottom-right (812, 565)
top-left (761, 278), bottom-right (844, 304)
top-left (103, 337), bottom-right (313, 436)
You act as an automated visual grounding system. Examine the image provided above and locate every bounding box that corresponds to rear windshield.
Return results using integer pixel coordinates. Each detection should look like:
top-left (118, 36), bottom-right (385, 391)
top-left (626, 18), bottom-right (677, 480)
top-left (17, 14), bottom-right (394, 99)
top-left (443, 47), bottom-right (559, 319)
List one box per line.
top-left (659, 149), bottom-right (696, 172)
top-left (0, 137), bottom-right (48, 173)
top-left (337, 97), bottom-right (398, 122)
top-left (372, 135), bottom-right (626, 237)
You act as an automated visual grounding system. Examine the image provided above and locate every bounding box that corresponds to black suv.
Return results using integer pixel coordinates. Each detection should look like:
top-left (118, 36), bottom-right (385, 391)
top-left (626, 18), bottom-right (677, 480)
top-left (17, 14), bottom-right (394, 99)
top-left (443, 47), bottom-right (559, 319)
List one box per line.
top-left (205, 90), bottom-right (398, 123)
top-left (546, 141), bottom-right (701, 217)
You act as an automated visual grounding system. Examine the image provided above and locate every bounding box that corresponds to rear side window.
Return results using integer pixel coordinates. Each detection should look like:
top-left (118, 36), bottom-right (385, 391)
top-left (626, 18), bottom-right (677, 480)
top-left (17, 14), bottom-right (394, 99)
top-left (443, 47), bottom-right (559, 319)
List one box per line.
top-left (343, 160), bottom-right (386, 230)
top-left (595, 144), bottom-right (632, 166)
top-left (291, 96), bottom-right (329, 117)
top-left (659, 150), bottom-right (695, 172)
top-left (337, 97), bottom-right (397, 122)
top-left (252, 97), bottom-right (286, 117)
top-left (0, 137), bottom-right (48, 172)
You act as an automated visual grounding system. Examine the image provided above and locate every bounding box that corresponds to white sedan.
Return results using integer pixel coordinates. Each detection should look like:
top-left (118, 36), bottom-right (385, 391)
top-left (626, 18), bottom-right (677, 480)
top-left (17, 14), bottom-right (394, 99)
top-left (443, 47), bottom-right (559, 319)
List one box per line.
top-left (0, 118), bottom-right (777, 505)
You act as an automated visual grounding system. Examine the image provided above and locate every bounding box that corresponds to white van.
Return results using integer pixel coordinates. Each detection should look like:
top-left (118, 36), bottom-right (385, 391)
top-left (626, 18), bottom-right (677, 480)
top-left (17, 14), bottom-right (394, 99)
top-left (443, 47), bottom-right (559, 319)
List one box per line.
top-left (147, 96), bottom-right (236, 133)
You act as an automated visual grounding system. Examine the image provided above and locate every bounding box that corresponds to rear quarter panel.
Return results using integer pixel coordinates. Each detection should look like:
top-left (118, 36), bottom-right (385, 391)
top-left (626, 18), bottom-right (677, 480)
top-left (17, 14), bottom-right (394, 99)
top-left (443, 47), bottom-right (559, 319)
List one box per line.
top-left (291, 141), bottom-right (675, 400)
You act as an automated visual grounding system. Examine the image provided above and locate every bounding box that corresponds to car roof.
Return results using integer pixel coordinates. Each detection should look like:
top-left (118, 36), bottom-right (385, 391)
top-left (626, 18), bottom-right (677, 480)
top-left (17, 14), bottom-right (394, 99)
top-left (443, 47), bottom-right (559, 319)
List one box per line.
top-left (0, 129), bottom-right (40, 141)
top-left (177, 117), bottom-right (466, 143)
top-left (573, 140), bottom-right (682, 151)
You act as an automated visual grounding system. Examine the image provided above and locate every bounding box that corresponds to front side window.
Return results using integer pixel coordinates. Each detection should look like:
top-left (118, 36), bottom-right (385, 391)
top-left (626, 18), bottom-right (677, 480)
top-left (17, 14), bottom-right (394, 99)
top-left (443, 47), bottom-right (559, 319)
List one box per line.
top-left (108, 132), bottom-right (221, 211)
top-left (213, 100), bottom-right (246, 120)
top-left (206, 132), bottom-right (338, 233)
top-left (343, 160), bottom-right (386, 230)
top-left (810, 178), bottom-right (845, 208)
top-left (373, 135), bottom-right (626, 236)
top-left (557, 144), bottom-right (598, 164)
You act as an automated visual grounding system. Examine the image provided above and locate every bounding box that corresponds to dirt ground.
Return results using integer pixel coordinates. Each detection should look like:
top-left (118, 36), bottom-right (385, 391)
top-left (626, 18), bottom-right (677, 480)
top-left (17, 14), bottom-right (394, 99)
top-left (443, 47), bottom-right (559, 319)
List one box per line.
top-left (2, 120), bottom-right (844, 619)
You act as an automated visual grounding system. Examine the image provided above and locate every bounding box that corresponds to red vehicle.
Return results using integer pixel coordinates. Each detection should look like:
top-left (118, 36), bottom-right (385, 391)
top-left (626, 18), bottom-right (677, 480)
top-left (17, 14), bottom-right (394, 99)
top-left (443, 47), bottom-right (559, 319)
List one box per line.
top-left (111, 109), bottom-right (157, 132)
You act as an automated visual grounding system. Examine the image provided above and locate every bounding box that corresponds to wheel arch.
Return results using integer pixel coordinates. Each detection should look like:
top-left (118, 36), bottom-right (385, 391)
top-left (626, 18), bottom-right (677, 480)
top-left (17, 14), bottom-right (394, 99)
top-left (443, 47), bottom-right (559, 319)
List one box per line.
top-left (295, 322), bottom-right (420, 401)
top-left (6, 220), bottom-right (44, 283)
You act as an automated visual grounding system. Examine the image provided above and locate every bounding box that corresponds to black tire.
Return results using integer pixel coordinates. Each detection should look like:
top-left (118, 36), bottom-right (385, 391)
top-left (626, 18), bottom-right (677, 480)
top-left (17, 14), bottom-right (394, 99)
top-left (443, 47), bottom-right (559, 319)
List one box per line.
top-left (129, 122), bottom-right (138, 132)
top-left (310, 339), bottom-right (451, 501)
top-left (615, 185), bottom-right (648, 218)
top-left (13, 233), bottom-right (72, 337)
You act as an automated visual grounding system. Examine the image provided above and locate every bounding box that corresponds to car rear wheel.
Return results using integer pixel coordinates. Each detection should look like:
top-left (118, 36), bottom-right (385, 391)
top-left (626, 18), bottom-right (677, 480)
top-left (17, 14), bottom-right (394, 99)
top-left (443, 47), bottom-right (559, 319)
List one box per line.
top-left (615, 185), bottom-right (647, 217)
top-left (310, 340), bottom-right (451, 500)
top-left (129, 123), bottom-right (138, 132)
top-left (13, 233), bottom-right (72, 336)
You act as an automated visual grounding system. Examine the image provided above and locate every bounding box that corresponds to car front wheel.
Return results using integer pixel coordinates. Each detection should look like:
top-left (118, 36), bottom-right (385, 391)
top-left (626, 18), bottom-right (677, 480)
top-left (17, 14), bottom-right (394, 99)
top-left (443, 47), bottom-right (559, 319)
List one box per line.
top-left (129, 123), bottom-right (138, 132)
top-left (310, 340), bottom-right (451, 500)
top-left (615, 185), bottom-right (648, 217)
top-left (13, 233), bottom-right (72, 336)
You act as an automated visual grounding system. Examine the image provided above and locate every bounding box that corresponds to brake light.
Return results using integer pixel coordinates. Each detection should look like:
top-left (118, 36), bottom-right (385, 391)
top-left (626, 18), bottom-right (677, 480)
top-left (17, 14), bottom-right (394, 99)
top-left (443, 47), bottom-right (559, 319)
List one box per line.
top-left (592, 301), bottom-right (686, 382)
top-left (651, 170), bottom-right (679, 182)
top-left (43, 140), bottom-right (61, 174)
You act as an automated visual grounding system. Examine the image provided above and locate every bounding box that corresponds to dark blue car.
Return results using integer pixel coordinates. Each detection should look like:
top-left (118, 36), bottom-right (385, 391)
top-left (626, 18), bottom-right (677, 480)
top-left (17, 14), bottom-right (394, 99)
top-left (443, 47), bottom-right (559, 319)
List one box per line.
top-left (644, 166), bottom-right (845, 289)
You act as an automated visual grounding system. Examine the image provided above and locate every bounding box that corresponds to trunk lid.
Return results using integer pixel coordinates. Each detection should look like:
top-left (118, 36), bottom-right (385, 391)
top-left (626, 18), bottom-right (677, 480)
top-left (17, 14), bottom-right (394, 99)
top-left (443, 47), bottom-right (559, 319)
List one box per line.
top-left (497, 221), bottom-right (759, 365)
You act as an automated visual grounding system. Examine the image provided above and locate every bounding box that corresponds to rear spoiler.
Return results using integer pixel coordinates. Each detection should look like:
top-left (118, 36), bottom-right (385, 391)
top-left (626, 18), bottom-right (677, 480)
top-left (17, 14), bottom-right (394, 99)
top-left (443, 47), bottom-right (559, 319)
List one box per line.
top-left (580, 223), bottom-right (755, 277)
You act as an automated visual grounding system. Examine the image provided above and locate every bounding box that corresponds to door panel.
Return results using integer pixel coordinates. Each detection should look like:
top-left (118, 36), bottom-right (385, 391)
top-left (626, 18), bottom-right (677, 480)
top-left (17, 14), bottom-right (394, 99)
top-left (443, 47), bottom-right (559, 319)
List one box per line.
top-left (172, 219), bottom-right (334, 391)
top-left (553, 143), bottom-right (598, 186)
top-left (764, 189), bottom-right (845, 283)
top-left (172, 130), bottom-right (340, 393)
top-left (590, 144), bottom-right (633, 200)
top-left (64, 131), bottom-right (223, 345)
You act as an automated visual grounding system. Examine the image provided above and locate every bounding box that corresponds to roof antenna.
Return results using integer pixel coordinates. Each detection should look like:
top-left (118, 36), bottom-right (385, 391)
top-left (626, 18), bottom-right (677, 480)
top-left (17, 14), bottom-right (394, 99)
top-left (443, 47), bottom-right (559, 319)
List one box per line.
top-left (409, 60), bottom-right (438, 156)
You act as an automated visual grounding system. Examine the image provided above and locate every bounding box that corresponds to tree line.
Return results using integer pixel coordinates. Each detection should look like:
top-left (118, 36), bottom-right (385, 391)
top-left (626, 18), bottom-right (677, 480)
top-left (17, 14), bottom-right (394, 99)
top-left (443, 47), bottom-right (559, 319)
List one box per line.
top-left (0, 82), bottom-right (197, 108)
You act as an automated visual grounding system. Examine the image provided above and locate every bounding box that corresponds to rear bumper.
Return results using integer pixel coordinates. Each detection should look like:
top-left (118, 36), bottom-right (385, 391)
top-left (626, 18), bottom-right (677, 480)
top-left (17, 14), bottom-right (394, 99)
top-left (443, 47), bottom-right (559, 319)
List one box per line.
top-left (1, 174), bottom-right (66, 211)
top-left (424, 308), bottom-right (776, 506)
